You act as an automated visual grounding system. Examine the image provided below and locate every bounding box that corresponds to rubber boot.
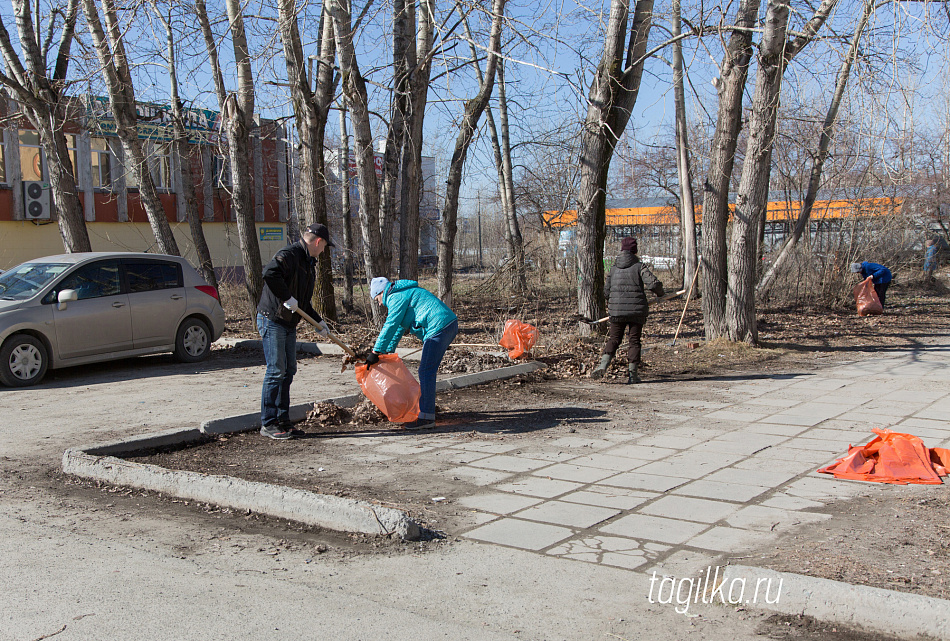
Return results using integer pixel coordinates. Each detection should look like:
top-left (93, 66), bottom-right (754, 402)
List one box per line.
top-left (627, 363), bottom-right (641, 384)
top-left (591, 354), bottom-right (612, 379)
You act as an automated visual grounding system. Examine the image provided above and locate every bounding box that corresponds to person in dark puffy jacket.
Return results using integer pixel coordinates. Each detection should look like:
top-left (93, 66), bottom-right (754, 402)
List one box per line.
top-left (591, 237), bottom-right (664, 383)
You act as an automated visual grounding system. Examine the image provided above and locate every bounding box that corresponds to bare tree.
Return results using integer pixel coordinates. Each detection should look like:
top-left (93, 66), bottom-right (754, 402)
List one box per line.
top-left (329, 0), bottom-right (385, 320)
top-left (725, 0), bottom-right (839, 344)
top-left (699, 0), bottom-right (759, 339)
top-left (278, 0), bottom-right (338, 320)
top-left (398, 0), bottom-right (436, 280)
top-left (194, 0), bottom-right (263, 317)
top-left (338, 101), bottom-right (355, 310)
top-left (0, 0), bottom-right (91, 252)
top-left (148, 0), bottom-right (216, 288)
top-left (575, 0), bottom-right (654, 334)
top-left (82, 0), bottom-right (180, 256)
top-left (436, 0), bottom-right (506, 306)
top-left (672, 0), bottom-right (697, 290)
top-left (757, 0), bottom-right (875, 299)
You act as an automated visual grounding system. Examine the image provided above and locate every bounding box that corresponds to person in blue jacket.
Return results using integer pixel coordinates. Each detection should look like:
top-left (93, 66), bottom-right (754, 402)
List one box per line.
top-left (364, 277), bottom-right (458, 429)
top-left (923, 239), bottom-right (938, 281)
top-left (851, 261), bottom-right (893, 308)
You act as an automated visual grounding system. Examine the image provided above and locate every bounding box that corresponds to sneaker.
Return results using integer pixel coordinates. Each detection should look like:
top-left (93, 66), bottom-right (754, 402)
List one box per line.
top-left (260, 424), bottom-right (293, 440)
top-left (280, 421), bottom-right (306, 437)
top-left (402, 418), bottom-right (436, 430)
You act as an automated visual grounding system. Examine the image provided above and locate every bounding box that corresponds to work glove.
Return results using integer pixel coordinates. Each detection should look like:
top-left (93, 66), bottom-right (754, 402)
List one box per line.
top-left (315, 320), bottom-right (329, 338)
top-left (283, 296), bottom-right (299, 312)
top-left (364, 351), bottom-right (380, 368)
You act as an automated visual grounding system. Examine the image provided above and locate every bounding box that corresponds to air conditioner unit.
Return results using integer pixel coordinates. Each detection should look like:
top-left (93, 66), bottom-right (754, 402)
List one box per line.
top-left (23, 181), bottom-right (51, 220)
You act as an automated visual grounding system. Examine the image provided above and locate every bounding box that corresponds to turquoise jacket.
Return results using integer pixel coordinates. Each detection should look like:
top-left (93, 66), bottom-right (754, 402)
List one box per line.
top-left (373, 280), bottom-right (458, 354)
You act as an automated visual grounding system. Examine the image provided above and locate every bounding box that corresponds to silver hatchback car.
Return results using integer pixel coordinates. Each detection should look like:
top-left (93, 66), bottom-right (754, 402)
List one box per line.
top-left (0, 252), bottom-right (226, 387)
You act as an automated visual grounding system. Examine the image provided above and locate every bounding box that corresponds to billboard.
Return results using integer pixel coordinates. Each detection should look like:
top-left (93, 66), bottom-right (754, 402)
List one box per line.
top-left (84, 96), bottom-right (221, 145)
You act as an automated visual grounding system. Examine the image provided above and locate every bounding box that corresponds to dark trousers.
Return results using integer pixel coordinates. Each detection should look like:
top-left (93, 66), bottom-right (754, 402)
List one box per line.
top-left (874, 282), bottom-right (890, 308)
top-left (604, 318), bottom-right (644, 365)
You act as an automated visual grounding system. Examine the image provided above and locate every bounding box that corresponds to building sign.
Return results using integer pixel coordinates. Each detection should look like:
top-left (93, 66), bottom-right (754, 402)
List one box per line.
top-left (259, 227), bottom-right (283, 242)
top-left (84, 96), bottom-right (220, 144)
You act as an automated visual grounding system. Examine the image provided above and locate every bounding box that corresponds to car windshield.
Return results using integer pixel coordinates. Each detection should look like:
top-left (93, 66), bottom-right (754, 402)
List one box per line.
top-left (0, 263), bottom-right (71, 301)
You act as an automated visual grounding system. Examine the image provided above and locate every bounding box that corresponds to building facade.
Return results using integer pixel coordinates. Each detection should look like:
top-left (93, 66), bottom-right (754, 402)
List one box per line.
top-left (0, 97), bottom-right (294, 273)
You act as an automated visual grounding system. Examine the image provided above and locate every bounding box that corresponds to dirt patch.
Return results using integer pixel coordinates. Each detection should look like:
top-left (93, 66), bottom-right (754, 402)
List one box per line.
top-left (755, 614), bottom-right (901, 641)
top-left (127, 377), bottom-right (627, 534)
top-left (750, 486), bottom-right (950, 601)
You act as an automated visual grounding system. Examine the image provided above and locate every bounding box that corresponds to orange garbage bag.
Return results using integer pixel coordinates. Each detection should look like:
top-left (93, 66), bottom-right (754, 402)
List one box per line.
top-left (853, 276), bottom-right (883, 316)
top-left (818, 428), bottom-right (950, 485)
top-left (499, 320), bottom-right (538, 359)
top-left (355, 353), bottom-right (420, 423)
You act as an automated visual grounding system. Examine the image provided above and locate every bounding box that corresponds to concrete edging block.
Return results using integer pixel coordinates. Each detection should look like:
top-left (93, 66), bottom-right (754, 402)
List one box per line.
top-left (62, 448), bottom-right (420, 540)
top-left (722, 565), bottom-right (950, 639)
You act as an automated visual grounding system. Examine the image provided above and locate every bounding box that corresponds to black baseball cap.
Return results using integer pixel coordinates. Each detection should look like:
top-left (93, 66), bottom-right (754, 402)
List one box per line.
top-left (305, 223), bottom-right (335, 247)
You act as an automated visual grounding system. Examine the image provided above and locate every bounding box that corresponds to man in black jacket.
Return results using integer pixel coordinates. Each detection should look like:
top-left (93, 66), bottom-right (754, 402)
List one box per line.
top-left (256, 224), bottom-right (333, 439)
top-left (591, 237), bottom-right (664, 384)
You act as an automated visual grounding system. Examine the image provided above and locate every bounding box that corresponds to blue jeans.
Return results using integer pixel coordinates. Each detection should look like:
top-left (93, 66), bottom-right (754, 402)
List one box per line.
top-left (417, 320), bottom-right (458, 420)
top-left (257, 313), bottom-right (297, 427)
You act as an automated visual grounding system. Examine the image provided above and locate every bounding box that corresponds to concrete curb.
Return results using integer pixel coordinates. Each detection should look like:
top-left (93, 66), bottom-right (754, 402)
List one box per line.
top-left (62, 448), bottom-right (419, 540)
top-left (722, 565), bottom-right (950, 639)
top-left (62, 361), bottom-right (545, 542)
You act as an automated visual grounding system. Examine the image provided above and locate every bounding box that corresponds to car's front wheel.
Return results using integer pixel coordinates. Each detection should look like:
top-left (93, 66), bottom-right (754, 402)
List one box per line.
top-left (0, 334), bottom-right (49, 387)
top-left (174, 318), bottom-right (212, 363)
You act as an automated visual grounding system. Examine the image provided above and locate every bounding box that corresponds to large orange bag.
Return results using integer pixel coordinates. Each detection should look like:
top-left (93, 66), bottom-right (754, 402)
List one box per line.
top-left (853, 276), bottom-right (883, 316)
top-left (499, 320), bottom-right (538, 359)
top-left (818, 428), bottom-right (950, 485)
top-left (355, 353), bottom-right (420, 423)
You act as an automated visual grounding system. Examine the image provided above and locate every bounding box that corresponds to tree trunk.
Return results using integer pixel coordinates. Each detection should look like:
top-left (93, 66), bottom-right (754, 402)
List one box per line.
top-left (698, 0), bottom-right (758, 340)
top-left (339, 103), bottom-right (355, 310)
top-left (377, 0), bottom-right (413, 273)
top-left (437, 0), bottom-right (507, 307)
top-left (575, 0), bottom-right (654, 334)
top-left (331, 0), bottom-right (385, 320)
top-left (672, 0), bottom-right (696, 291)
top-left (82, 0), bottom-right (179, 256)
top-left (0, 0), bottom-right (89, 251)
top-left (149, 0), bottom-right (216, 288)
top-left (397, 0), bottom-right (434, 280)
top-left (757, 0), bottom-right (873, 300)
top-left (195, 0), bottom-right (263, 317)
top-left (725, 0), bottom-right (839, 343)
top-left (278, 0), bottom-right (337, 320)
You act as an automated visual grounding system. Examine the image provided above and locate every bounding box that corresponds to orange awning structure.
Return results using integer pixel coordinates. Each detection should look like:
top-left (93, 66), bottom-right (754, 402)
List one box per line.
top-left (543, 197), bottom-right (903, 229)
top-left (818, 429), bottom-right (950, 485)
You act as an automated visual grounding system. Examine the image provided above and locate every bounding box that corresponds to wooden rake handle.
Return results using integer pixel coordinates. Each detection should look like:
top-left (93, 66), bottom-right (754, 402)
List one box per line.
top-left (296, 309), bottom-right (357, 358)
top-left (672, 265), bottom-right (701, 347)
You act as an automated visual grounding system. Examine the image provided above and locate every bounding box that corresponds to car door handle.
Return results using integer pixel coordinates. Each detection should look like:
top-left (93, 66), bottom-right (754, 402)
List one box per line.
top-left (170, 294), bottom-right (183, 300)
top-left (112, 301), bottom-right (125, 308)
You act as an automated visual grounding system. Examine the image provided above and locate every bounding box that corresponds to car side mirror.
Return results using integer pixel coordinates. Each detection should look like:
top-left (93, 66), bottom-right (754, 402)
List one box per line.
top-left (57, 289), bottom-right (78, 311)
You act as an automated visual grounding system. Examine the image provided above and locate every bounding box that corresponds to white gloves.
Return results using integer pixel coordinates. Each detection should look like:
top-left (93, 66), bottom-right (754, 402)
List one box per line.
top-left (283, 296), bottom-right (299, 312)
top-left (315, 320), bottom-right (329, 338)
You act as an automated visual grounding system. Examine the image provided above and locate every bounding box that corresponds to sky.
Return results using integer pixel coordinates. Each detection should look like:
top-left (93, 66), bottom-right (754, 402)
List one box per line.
top-left (3, 0), bottom-right (949, 223)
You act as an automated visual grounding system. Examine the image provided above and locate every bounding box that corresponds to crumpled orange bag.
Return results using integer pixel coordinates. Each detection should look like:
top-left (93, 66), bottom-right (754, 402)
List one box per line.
top-left (355, 353), bottom-right (420, 423)
top-left (818, 428), bottom-right (950, 485)
top-left (499, 320), bottom-right (538, 359)
top-left (853, 276), bottom-right (883, 316)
